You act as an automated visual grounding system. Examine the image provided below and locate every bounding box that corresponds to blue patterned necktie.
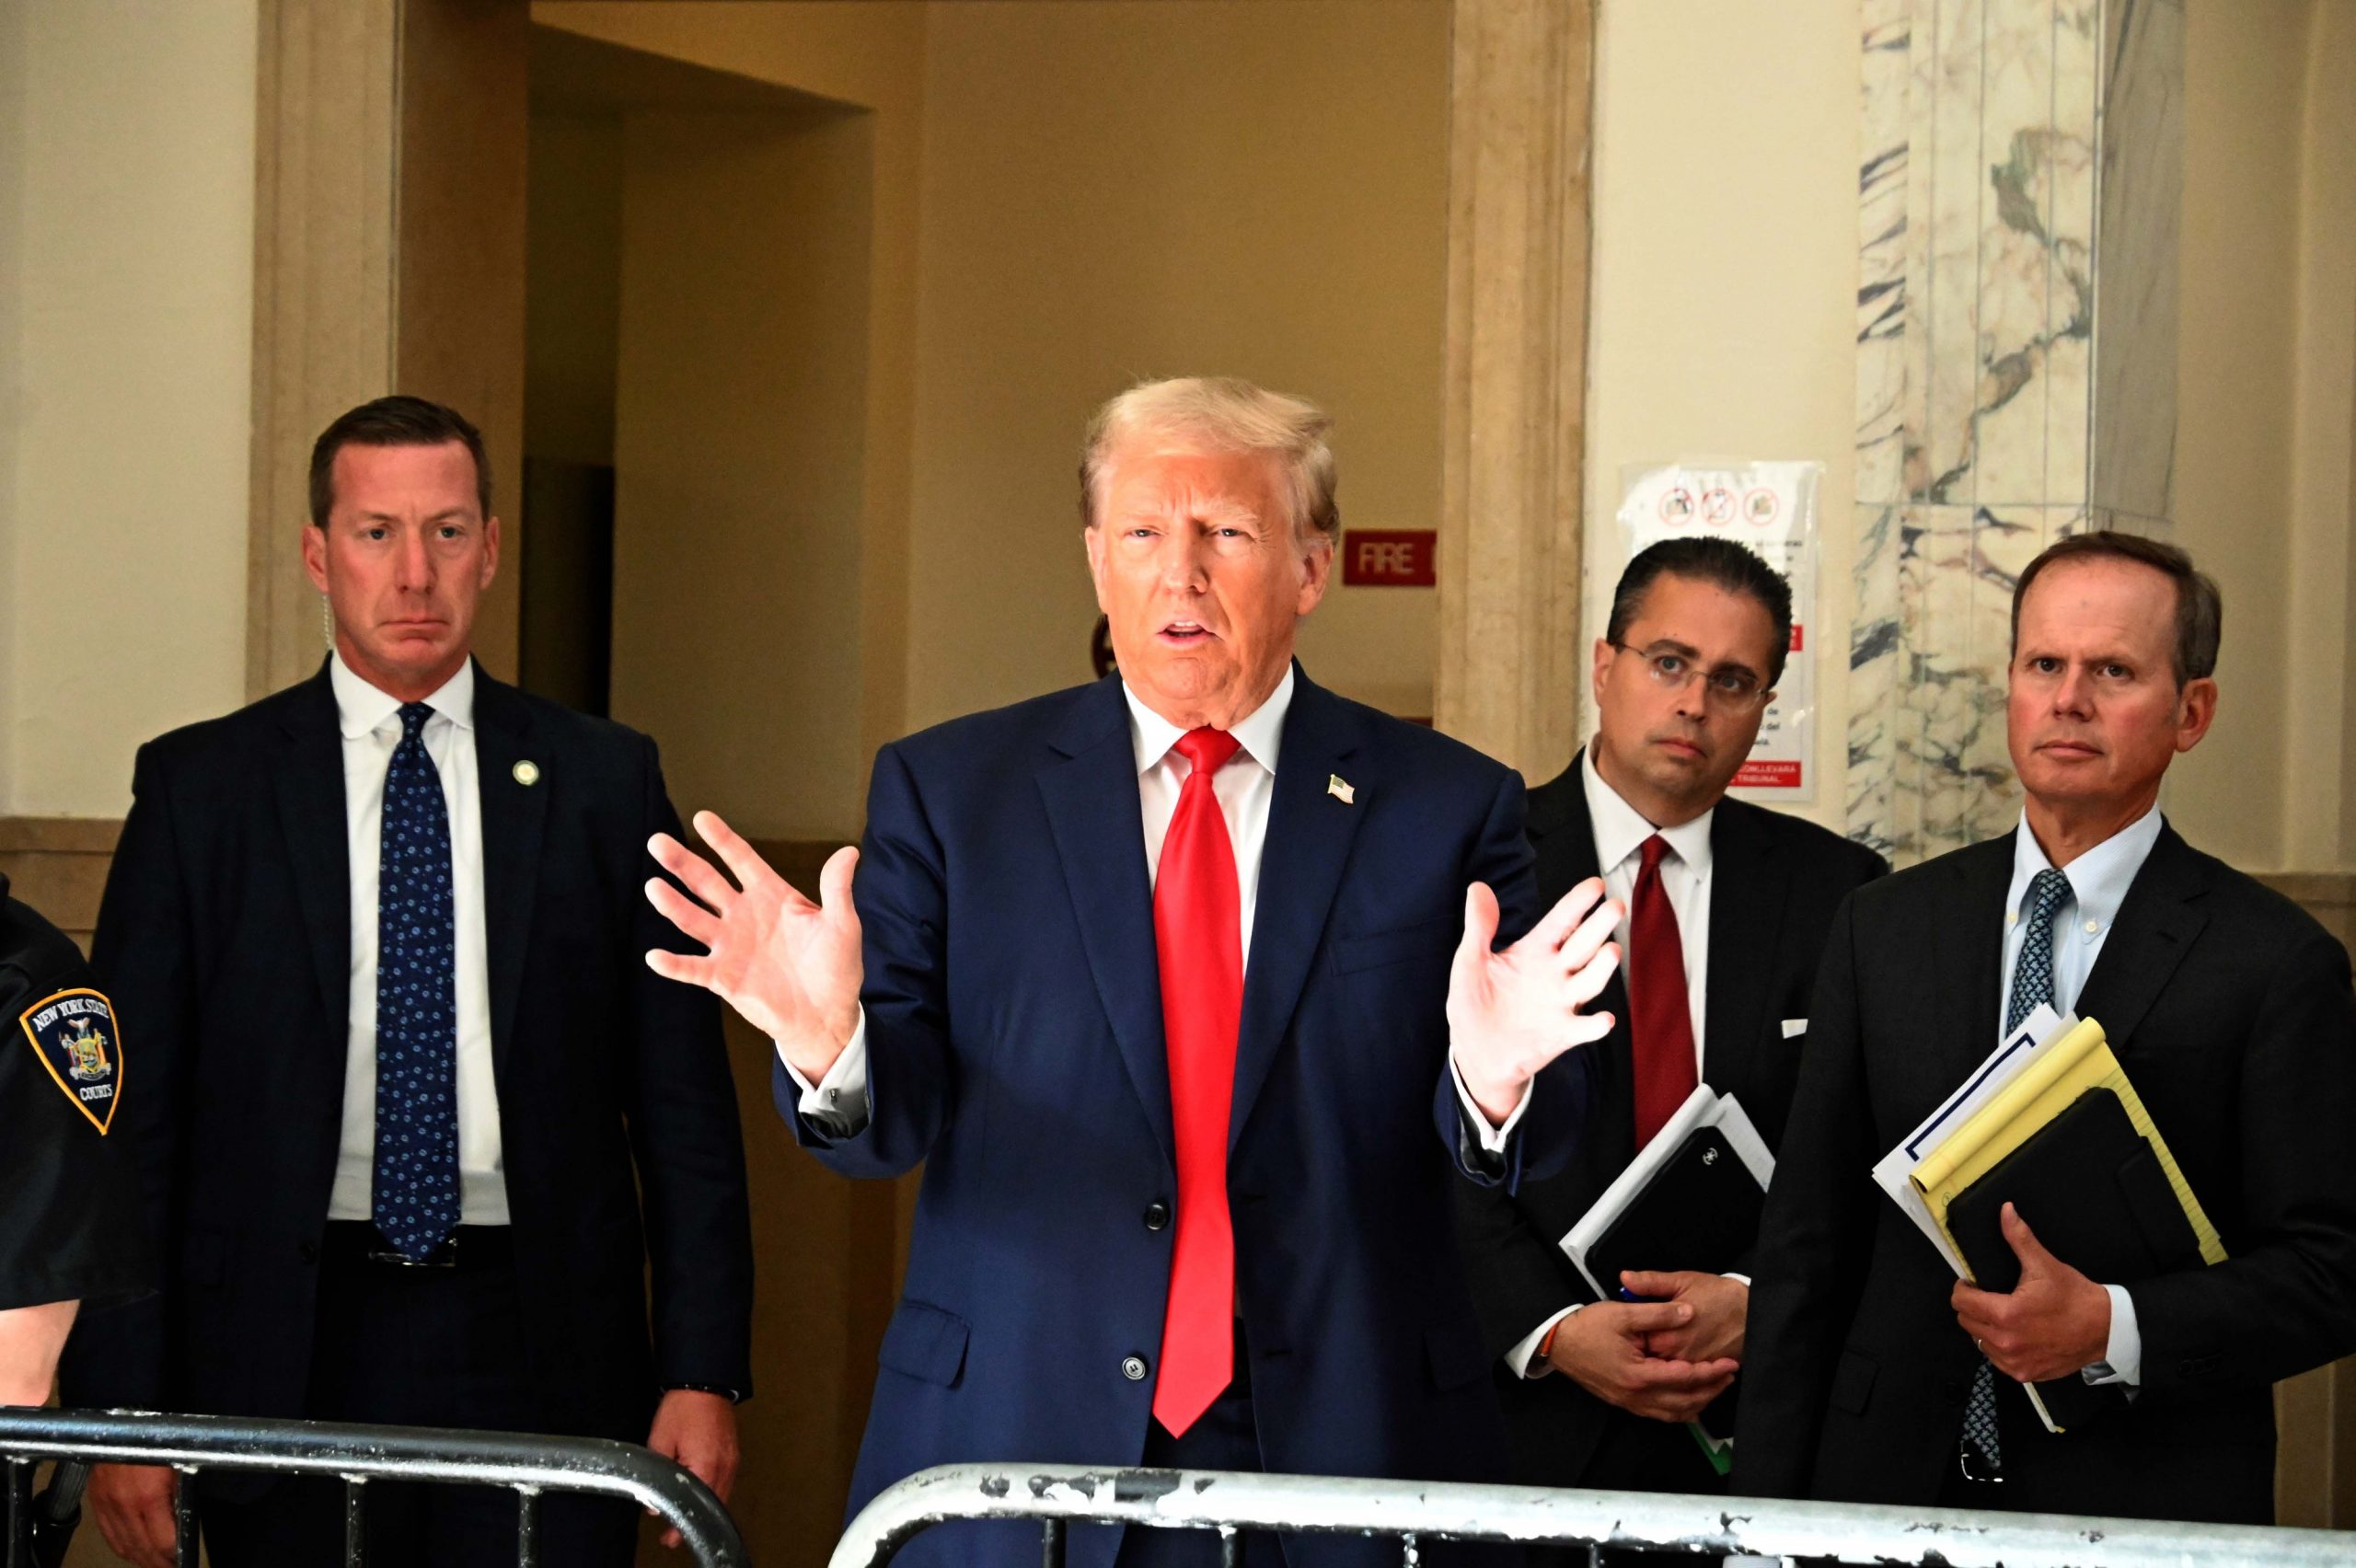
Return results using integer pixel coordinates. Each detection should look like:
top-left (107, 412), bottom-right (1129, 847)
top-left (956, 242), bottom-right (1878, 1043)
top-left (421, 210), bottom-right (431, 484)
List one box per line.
top-left (1963, 865), bottom-right (2074, 1479)
top-left (371, 701), bottom-right (461, 1262)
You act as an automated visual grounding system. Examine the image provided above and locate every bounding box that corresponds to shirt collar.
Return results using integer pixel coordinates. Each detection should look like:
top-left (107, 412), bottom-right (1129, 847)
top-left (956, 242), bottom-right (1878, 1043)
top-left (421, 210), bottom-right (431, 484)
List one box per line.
top-left (1122, 664), bottom-right (1295, 778)
top-left (2006, 802), bottom-right (2165, 935)
top-left (1580, 745), bottom-right (1715, 877)
top-left (329, 651), bottom-right (477, 741)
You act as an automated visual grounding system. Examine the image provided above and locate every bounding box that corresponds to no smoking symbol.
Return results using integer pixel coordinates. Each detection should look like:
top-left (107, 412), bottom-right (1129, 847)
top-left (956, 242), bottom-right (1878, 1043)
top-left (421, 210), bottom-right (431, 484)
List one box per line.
top-left (1699, 488), bottom-right (1736, 525)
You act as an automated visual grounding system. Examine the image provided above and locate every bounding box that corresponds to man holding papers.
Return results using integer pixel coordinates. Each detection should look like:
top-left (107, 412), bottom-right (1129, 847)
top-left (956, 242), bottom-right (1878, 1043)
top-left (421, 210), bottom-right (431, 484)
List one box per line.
top-left (1739, 531), bottom-right (2356, 1524)
top-left (1455, 537), bottom-right (1884, 1525)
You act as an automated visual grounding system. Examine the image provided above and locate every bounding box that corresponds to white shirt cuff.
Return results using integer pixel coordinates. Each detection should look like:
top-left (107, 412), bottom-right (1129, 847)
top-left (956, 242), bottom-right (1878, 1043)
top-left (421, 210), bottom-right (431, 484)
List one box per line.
top-left (779, 1008), bottom-right (871, 1129)
top-left (1449, 1055), bottom-right (1532, 1155)
top-left (2085, 1283), bottom-right (2142, 1386)
top-left (1507, 1304), bottom-right (1580, 1378)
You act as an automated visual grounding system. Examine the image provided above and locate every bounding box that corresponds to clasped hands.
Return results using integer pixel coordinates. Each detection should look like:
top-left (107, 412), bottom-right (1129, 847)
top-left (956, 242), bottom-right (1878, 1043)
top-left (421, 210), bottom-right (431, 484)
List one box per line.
top-left (1545, 1271), bottom-right (1747, 1423)
top-left (647, 812), bottom-right (1629, 1124)
top-left (1951, 1202), bottom-right (2112, 1383)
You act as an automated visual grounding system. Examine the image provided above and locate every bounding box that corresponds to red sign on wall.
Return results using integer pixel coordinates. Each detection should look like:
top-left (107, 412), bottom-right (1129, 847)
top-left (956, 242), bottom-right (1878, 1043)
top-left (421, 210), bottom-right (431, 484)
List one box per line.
top-left (1342, 530), bottom-right (1438, 587)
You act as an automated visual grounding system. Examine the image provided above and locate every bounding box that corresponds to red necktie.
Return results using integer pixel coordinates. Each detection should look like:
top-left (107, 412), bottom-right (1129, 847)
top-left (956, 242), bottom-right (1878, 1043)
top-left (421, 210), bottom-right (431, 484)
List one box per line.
top-left (1629, 833), bottom-right (1699, 1148)
top-left (1151, 727), bottom-right (1243, 1436)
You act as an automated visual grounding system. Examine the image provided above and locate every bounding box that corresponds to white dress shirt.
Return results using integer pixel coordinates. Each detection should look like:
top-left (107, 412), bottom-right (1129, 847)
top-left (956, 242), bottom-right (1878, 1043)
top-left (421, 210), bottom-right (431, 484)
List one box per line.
top-left (1507, 749), bottom-right (1722, 1377)
top-left (1998, 804), bottom-right (2166, 1388)
top-left (325, 653), bottom-right (510, 1225)
top-left (787, 669), bottom-right (1526, 1152)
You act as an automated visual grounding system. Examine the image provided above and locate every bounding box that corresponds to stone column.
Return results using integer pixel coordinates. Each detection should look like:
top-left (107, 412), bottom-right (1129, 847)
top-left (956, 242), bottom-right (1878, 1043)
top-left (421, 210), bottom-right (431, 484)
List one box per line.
top-left (1846, 0), bottom-right (2180, 865)
top-left (1433, 0), bottom-right (1594, 781)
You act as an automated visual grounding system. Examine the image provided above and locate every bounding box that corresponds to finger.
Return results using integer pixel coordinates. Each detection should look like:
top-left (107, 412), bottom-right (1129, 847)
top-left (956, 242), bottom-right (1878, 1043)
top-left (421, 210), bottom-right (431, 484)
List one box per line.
top-left (1457, 882), bottom-right (1502, 966)
top-left (694, 810), bottom-right (791, 901)
top-left (646, 879), bottom-right (722, 947)
top-left (645, 949), bottom-right (716, 988)
top-left (2002, 1202), bottom-right (2053, 1274)
top-left (1564, 942), bottom-right (1623, 1008)
top-left (1619, 1270), bottom-right (1686, 1298)
top-left (1626, 1356), bottom-right (1732, 1390)
top-left (1612, 1301), bottom-right (1695, 1335)
top-left (818, 845), bottom-right (860, 919)
top-left (1557, 897), bottom-right (1624, 973)
top-left (664, 1527), bottom-right (685, 1550)
top-left (1524, 877), bottom-right (1609, 951)
top-left (649, 831), bottom-right (741, 910)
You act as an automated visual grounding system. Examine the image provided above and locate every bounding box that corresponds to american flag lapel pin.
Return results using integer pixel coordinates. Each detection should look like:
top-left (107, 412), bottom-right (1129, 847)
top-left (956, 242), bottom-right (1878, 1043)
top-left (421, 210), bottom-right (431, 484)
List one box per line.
top-left (1327, 774), bottom-right (1355, 805)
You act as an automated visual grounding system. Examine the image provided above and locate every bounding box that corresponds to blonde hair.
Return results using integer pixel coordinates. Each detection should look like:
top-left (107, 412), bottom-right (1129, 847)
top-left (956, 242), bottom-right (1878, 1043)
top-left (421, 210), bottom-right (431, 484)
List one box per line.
top-left (1079, 376), bottom-right (1340, 546)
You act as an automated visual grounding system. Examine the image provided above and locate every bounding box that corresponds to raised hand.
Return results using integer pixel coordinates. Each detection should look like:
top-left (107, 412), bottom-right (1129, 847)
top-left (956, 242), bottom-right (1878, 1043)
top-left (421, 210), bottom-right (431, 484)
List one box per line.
top-left (645, 810), bottom-right (864, 1081)
top-left (1951, 1202), bottom-right (2112, 1382)
top-left (1447, 876), bottom-right (1623, 1124)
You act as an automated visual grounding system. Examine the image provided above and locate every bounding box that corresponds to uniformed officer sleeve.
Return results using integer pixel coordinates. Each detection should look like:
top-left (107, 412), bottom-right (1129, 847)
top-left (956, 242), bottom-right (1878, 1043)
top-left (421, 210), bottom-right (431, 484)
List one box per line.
top-left (0, 919), bottom-right (149, 1314)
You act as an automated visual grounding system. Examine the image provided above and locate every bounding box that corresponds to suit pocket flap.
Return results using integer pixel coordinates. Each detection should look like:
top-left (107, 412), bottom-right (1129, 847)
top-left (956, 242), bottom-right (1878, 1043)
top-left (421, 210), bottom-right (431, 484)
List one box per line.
top-left (878, 1298), bottom-right (970, 1388)
top-left (1424, 1321), bottom-right (1488, 1390)
top-left (1830, 1346), bottom-right (1878, 1415)
top-left (1332, 919), bottom-right (1453, 975)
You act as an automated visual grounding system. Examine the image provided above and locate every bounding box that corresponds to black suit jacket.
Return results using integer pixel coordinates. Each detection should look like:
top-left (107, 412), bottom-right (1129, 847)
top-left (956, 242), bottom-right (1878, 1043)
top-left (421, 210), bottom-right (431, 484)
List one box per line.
top-left (1738, 823), bottom-right (2356, 1524)
top-left (60, 662), bottom-right (754, 1447)
top-left (1455, 753), bottom-right (1885, 1487)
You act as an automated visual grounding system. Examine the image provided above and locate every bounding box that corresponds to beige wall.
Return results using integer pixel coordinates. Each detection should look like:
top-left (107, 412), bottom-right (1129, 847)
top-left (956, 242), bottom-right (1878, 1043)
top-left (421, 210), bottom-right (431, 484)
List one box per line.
top-left (904, 0), bottom-right (1451, 732)
top-left (1580, 0), bottom-right (1864, 829)
top-left (0, 0), bottom-right (256, 819)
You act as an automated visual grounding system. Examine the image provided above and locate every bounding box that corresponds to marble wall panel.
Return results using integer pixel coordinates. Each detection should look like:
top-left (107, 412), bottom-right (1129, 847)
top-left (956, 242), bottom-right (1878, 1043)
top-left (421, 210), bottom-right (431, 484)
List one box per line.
top-left (1848, 0), bottom-right (2177, 864)
top-left (2090, 0), bottom-right (2183, 521)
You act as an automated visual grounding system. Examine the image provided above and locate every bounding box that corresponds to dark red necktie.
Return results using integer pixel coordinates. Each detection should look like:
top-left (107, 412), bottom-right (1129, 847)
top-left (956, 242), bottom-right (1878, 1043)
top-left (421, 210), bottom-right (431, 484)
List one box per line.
top-left (1629, 833), bottom-right (1699, 1148)
top-left (1152, 727), bottom-right (1243, 1436)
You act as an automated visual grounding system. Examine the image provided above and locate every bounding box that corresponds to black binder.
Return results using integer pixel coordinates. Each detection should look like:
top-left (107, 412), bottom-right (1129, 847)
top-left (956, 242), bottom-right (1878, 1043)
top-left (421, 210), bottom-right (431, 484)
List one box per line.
top-left (1581, 1125), bottom-right (1765, 1295)
top-left (1946, 1086), bottom-right (2206, 1429)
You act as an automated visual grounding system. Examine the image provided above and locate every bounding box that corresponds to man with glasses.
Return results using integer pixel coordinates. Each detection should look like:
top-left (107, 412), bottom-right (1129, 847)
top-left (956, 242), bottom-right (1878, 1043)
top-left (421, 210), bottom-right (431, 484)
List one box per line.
top-left (1456, 537), bottom-right (1883, 1546)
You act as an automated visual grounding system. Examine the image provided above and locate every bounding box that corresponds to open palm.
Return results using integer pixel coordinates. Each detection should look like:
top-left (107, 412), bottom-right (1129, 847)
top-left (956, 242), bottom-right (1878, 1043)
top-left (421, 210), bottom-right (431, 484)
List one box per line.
top-left (1448, 875), bottom-right (1623, 1122)
top-left (645, 810), bottom-right (863, 1079)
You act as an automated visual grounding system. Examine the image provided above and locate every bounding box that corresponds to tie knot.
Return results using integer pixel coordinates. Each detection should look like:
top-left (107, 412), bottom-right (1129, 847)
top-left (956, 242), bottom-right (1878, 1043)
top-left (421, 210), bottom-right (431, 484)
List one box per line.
top-left (398, 702), bottom-right (433, 741)
top-left (2027, 866), bottom-right (2073, 921)
top-left (1174, 728), bottom-right (1241, 779)
top-left (1639, 833), bottom-right (1672, 875)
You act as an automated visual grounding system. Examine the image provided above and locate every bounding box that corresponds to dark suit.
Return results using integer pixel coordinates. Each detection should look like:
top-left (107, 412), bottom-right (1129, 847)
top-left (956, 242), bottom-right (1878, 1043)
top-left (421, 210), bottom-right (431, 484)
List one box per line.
top-left (788, 668), bottom-right (1588, 1568)
top-left (1738, 823), bottom-right (2356, 1524)
top-left (1456, 754), bottom-right (1883, 1501)
top-left (60, 662), bottom-right (753, 1553)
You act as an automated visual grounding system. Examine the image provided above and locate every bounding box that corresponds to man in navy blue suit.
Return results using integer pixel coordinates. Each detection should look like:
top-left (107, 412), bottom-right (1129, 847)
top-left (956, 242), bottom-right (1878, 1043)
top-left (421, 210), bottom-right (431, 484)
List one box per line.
top-left (648, 378), bottom-right (1627, 1568)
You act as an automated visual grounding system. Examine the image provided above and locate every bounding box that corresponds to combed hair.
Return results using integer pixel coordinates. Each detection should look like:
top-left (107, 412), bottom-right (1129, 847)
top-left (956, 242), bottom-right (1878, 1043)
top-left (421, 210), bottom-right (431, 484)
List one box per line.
top-left (2009, 530), bottom-right (2222, 686)
top-left (308, 396), bottom-right (491, 526)
top-left (1605, 536), bottom-right (1796, 686)
top-left (1079, 376), bottom-right (1339, 546)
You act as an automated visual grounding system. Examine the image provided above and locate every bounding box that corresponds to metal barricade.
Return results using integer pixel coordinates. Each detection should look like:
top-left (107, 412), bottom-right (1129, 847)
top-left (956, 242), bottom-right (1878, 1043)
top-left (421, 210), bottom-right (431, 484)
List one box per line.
top-left (0, 1407), bottom-right (747, 1568)
top-left (828, 1463), bottom-right (2356, 1567)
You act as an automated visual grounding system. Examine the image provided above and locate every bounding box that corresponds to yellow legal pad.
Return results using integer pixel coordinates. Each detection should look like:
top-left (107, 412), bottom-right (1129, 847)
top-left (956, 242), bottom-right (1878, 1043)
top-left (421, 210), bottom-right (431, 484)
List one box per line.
top-left (1911, 1017), bottom-right (2227, 1276)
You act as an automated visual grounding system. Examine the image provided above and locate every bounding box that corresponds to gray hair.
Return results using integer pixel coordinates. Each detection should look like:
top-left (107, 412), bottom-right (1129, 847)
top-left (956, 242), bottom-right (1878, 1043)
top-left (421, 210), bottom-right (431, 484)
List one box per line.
top-left (1079, 376), bottom-right (1340, 547)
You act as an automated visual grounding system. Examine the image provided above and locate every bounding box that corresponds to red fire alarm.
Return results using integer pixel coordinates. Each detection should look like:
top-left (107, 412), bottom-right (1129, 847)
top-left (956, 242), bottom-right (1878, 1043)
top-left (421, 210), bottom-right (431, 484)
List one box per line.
top-left (1342, 530), bottom-right (1437, 587)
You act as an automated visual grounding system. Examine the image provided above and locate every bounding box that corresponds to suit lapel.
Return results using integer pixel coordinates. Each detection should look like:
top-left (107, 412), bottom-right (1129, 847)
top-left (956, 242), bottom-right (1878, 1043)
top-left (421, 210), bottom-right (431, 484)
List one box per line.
top-left (1934, 836), bottom-right (2016, 1080)
top-left (1037, 680), bottom-right (1174, 1167)
top-left (471, 667), bottom-right (548, 1078)
top-left (1701, 802), bottom-right (1785, 1095)
top-left (2075, 824), bottom-right (2210, 1052)
top-left (1230, 672), bottom-right (1371, 1153)
top-left (275, 664), bottom-right (352, 1045)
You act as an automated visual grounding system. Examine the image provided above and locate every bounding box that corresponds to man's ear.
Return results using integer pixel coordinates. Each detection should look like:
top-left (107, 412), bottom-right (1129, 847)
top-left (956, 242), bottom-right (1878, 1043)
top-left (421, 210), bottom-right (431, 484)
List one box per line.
top-left (2175, 675), bottom-right (2219, 754)
top-left (1294, 538), bottom-right (1334, 617)
top-left (1082, 525), bottom-right (1112, 615)
top-left (301, 523), bottom-right (330, 594)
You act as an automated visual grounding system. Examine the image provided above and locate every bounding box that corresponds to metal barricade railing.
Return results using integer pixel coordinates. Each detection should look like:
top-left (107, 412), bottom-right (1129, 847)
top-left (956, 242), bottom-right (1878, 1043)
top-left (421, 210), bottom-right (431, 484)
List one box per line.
top-left (828, 1462), bottom-right (2356, 1568)
top-left (0, 1407), bottom-right (747, 1568)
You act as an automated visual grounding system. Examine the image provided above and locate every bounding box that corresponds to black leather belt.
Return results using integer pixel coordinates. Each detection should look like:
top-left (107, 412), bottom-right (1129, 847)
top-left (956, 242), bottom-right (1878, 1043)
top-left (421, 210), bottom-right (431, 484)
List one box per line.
top-left (322, 1220), bottom-right (514, 1272)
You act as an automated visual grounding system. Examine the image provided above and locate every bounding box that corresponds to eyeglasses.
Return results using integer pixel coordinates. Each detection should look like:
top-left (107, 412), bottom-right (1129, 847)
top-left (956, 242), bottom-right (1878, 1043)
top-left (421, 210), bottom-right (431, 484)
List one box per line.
top-left (1607, 640), bottom-right (1771, 711)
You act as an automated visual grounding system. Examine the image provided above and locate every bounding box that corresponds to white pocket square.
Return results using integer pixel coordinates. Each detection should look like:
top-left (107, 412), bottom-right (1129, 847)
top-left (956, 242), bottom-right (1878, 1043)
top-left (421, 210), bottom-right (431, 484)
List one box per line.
top-left (1780, 1018), bottom-right (1807, 1039)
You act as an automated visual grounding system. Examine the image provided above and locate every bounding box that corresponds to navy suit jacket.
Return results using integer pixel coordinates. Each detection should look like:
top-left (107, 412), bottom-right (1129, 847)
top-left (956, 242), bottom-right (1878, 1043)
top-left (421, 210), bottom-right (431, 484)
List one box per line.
top-left (781, 669), bottom-right (1588, 1568)
top-left (60, 663), bottom-right (754, 1461)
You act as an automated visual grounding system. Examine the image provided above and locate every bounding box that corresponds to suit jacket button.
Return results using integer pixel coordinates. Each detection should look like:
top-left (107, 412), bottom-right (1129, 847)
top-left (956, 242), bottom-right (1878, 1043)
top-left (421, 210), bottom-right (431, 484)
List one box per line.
top-left (1144, 1202), bottom-right (1171, 1231)
top-left (1122, 1355), bottom-right (1149, 1382)
top-left (297, 1240), bottom-right (318, 1264)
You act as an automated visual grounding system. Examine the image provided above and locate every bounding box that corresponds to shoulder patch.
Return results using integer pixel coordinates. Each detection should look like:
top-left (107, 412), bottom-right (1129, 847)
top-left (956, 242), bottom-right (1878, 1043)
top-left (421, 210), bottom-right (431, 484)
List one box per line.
top-left (19, 987), bottom-right (122, 1133)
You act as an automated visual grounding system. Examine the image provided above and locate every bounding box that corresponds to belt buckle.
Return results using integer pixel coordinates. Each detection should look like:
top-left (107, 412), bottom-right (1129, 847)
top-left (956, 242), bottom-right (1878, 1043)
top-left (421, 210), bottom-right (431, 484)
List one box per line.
top-left (367, 1234), bottom-right (458, 1269)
